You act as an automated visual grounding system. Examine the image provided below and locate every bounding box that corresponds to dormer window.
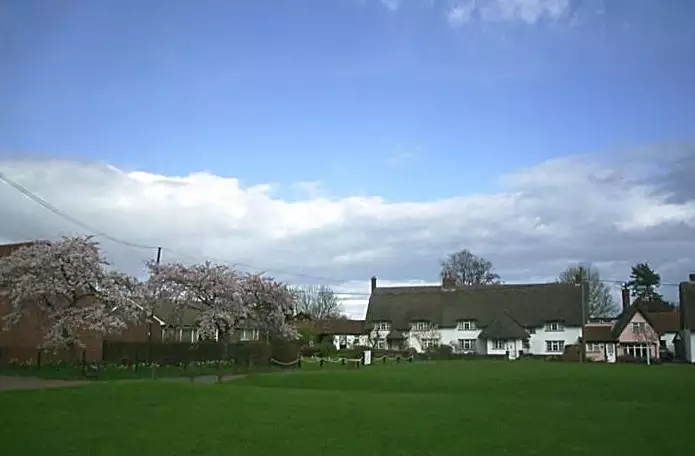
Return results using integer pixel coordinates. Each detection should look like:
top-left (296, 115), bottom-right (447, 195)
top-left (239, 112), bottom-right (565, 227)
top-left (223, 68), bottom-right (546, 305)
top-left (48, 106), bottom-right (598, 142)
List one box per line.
top-left (410, 320), bottom-right (434, 331)
top-left (457, 320), bottom-right (478, 331)
top-left (545, 321), bottom-right (564, 332)
top-left (374, 321), bottom-right (391, 332)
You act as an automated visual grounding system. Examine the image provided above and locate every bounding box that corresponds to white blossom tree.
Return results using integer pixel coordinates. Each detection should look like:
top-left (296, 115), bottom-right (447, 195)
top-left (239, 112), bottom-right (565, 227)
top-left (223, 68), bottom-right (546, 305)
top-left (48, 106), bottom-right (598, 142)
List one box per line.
top-left (0, 236), bottom-right (141, 351)
top-left (241, 273), bottom-right (297, 341)
top-left (145, 260), bottom-right (247, 344)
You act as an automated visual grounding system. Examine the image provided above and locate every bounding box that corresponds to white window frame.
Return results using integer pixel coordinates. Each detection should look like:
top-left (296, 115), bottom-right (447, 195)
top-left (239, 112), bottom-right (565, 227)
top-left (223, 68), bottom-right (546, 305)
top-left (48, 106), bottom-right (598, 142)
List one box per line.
top-left (458, 339), bottom-right (476, 352)
top-left (374, 321), bottom-right (391, 332)
top-left (375, 339), bottom-right (387, 349)
top-left (492, 340), bottom-right (507, 350)
top-left (456, 320), bottom-right (477, 331)
top-left (527, 327), bottom-right (536, 334)
top-left (240, 328), bottom-right (260, 341)
top-left (624, 343), bottom-right (649, 358)
top-left (546, 340), bottom-right (565, 353)
top-left (410, 321), bottom-right (433, 331)
top-left (631, 322), bottom-right (646, 334)
top-left (545, 322), bottom-right (564, 332)
top-left (421, 338), bottom-right (439, 349)
top-left (586, 343), bottom-right (603, 353)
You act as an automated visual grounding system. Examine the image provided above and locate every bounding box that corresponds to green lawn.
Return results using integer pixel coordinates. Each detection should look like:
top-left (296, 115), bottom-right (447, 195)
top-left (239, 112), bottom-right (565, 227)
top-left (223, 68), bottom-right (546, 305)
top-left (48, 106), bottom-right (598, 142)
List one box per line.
top-left (1, 360), bottom-right (694, 455)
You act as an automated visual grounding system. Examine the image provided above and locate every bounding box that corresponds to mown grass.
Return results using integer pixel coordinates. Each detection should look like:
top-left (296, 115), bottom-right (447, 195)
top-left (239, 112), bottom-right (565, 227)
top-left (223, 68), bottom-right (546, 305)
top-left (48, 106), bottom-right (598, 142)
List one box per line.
top-left (1, 360), bottom-right (693, 456)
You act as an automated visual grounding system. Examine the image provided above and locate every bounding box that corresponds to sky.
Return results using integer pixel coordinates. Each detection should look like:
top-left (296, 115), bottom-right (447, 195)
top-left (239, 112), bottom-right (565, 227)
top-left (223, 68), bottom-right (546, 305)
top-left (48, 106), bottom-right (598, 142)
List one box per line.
top-left (1, 0), bottom-right (694, 318)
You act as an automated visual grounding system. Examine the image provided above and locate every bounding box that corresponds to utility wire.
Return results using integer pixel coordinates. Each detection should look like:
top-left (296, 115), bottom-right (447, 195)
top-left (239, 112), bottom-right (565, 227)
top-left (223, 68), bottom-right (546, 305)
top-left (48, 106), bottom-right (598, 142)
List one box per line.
top-left (0, 170), bottom-right (687, 289)
top-left (0, 171), bottom-right (360, 285)
top-left (0, 171), bottom-right (160, 250)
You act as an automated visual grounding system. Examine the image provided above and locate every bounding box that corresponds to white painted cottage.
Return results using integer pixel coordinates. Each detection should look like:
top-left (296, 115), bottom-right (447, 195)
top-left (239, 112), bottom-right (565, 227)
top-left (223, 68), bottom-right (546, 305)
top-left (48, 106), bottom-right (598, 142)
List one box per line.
top-left (365, 276), bottom-right (583, 359)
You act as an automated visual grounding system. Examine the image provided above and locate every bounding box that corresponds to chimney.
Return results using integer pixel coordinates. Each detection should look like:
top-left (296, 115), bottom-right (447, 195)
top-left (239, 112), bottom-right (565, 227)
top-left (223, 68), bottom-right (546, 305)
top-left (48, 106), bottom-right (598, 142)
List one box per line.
top-left (371, 276), bottom-right (377, 293)
top-left (442, 275), bottom-right (456, 290)
top-left (621, 285), bottom-right (630, 312)
top-left (689, 273), bottom-right (695, 283)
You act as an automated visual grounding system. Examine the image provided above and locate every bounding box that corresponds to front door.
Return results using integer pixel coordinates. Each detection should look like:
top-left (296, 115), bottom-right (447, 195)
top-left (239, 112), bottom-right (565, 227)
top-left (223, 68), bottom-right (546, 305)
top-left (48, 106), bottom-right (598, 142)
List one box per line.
top-left (605, 343), bottom-right (616, 363)
top-left (507, 341), bottom-right (517, 360)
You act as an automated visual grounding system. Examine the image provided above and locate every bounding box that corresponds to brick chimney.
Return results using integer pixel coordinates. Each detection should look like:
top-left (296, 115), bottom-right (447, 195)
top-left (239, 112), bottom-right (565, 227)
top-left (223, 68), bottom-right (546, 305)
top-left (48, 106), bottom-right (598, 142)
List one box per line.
top-left (371, 276), bottom-right (377, 293)
top-left (689, 273), bottom-right (695, 282)
top-left (442, 275), bottom-right (456, 290)
top-left (621, 285), bottom-right (630, 312)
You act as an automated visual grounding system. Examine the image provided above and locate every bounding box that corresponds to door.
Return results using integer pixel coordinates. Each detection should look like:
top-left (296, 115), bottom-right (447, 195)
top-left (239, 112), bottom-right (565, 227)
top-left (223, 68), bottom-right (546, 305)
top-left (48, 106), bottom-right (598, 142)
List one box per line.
top-left (605, 343), bottom-right (616, 363)
top-left (507, 341), bottom-right (517, 360)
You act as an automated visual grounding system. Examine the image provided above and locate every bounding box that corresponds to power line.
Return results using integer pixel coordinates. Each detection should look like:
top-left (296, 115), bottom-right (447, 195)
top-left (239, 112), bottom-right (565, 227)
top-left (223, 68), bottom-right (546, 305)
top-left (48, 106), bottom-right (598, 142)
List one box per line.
top-left (0, 171), bottom-right (160, 250)
top-left (1, 170), bottom-right (688, 289)
top-left (0, 171), bottom-right (357, 285)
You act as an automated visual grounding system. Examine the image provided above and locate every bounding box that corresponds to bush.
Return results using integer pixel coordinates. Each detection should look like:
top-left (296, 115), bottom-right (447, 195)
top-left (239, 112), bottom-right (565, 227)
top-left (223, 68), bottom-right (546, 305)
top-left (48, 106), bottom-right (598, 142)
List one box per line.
top-left (316, 341), bottom-right (337, 358)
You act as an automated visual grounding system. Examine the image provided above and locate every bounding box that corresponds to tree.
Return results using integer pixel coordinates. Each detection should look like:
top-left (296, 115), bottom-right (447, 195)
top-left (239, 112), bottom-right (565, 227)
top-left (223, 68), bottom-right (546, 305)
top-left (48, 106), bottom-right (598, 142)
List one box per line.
top-left (0, 236), bottom-right (141, 351)
top-left (440, 249), bottom-right (501, 286)
top-left (146, 260), bottom-right (247, 344)
top-left (557, 264), bottom-right (617, 318)
top-left (626, 262), bottom-right (664, 304)
top-left (292, 285), bottom-right (343, 319)
top-left (241, 273), bottom-right (297, 341)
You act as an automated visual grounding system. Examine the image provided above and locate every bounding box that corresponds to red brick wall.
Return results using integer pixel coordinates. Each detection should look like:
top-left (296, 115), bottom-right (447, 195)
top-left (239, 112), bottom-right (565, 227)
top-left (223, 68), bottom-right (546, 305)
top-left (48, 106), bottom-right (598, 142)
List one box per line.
top-left (0, 296), bottom-right (160, 363)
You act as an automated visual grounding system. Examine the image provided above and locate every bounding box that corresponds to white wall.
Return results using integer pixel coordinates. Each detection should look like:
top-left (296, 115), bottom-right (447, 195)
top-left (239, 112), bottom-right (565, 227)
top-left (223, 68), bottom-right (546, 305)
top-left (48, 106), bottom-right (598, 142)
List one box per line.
top-left (685, 330), bottom-right (695, 363)
top-left (527, 326), bottom-right (582, 355)
top-left (440, 328), bottom-right (481, 352)
top-left (661, 332), bottom-right (677, 354)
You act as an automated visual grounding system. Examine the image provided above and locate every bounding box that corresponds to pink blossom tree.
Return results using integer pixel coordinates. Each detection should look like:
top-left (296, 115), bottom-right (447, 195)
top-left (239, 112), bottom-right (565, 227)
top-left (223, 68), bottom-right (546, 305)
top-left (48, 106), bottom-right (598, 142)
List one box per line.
top-left (0, 236), bottom-right (141, 351)
top-left (145, 260), bottom-right (248, 344)
top-left (241, 273), bottom-right (297, 341)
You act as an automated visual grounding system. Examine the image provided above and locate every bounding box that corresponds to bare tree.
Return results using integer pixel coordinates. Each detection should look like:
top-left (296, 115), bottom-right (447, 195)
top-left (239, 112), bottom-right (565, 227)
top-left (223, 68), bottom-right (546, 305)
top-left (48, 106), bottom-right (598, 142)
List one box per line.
top-left (557, 264), bottom-right (617, 318)
top-left (440, 249), bottom-right (501, 286)
top-left (292, 285), bottom-right (343, 319)
top-left (633, 320), bottom-right (660, 366)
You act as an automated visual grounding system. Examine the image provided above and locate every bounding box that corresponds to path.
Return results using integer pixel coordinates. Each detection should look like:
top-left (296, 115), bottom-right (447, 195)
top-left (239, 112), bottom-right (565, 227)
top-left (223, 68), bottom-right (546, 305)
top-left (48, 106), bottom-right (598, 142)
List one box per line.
top-left (0, 375), bottom-right (88, 391)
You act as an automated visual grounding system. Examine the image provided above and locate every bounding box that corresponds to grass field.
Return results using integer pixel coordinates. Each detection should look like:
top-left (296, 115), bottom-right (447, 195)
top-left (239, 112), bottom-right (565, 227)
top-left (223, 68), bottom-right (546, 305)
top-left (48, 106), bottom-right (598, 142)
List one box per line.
top-left (1, 360), bottom-right (694, 455)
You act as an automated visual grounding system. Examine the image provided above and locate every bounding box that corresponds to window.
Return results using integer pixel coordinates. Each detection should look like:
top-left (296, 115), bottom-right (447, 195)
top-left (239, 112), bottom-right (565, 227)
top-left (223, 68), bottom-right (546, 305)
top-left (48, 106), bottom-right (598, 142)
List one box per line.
top-left (492, 340), bottom-right (507, 350)
top-left (527, 327), bottom-right (536, 334)
top-left (522, 339), bottom-right (530, 349)
top-left (624, 343), bottom-right (650, 359)
top-left (410, 321), bottom-right (433, 331)
top-left (458, 339), bottom-right (476, 352)
top-left (421, 338), bottom-right (439, 349)
top-left (240, 328), bottom-right (259, 341)
top-left (374, 321), bottom-right (391, 332)
top-left (586, 343), bottom-right (603, 353)
top-left (546, 340), bottom-right (565, 353)
top-left (631, 322), bottom-right (646, 334)
top-left (545, 322), bottom-right (564, 332)
top-left (456, 320), bottom-right (477, 331)
top-left (375, 339), bottom-right (386, 349)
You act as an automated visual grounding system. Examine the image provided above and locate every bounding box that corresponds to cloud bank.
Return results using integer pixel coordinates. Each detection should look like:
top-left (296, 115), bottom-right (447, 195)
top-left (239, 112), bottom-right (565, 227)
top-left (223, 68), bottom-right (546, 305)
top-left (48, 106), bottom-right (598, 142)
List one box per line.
top-left (1, 144), bottom-right (694, 318)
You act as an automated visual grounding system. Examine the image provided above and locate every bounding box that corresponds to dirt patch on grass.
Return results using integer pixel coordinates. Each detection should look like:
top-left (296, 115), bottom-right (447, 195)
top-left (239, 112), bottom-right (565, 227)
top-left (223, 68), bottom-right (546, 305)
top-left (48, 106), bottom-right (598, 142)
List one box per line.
top-left (0, 375), bottom-right (88, 391)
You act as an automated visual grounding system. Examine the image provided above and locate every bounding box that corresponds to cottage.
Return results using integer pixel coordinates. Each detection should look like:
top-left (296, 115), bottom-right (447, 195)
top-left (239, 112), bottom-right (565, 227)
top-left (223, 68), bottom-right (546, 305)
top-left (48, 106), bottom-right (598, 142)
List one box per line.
top-left (584, 283), bottom-right (685, 363)
top-left (365, 276), bottom-right (583, 358)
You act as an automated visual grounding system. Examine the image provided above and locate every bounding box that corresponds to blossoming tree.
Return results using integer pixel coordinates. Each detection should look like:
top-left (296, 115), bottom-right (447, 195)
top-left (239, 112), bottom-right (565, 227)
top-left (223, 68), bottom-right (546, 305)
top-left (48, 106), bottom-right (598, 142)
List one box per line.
top-left (0, 236), bottom-right (141, 350)
top-left (146, 260), bottom-right (248, 343)
top-left (241, 273), bottom-right (297, 341)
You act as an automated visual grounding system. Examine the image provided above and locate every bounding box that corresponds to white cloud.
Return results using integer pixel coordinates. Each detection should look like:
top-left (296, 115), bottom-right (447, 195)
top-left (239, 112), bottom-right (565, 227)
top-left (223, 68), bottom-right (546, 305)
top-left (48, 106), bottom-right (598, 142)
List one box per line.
top-left (380, 0), bottom-right (401, 11)
top-left (447, 0), bottom-right (572, 26)
top-left (1, 146), bottom-right (694, 319)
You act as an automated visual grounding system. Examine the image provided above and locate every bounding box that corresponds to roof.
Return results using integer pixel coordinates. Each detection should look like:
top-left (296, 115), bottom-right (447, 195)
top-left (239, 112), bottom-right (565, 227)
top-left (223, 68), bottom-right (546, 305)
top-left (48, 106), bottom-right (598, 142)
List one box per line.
top-left (583, 324), bottom-right (615, 342)
top-left (0, 241), bottom-right (46, 258)
top-left (478, 312), bottom-right (529, 340)
top-left (365, 282), bottom-right (582, 332)
top-left (611, 303), bottom-right (658, 338)
top-left (680, 281), bottom-right (695, 330)
top-left (296, 318), bottom-right (366, 335)
top-left (648, 310), bottom-right (680, 334)
top-left (386, 330), bottom-right (405, 340)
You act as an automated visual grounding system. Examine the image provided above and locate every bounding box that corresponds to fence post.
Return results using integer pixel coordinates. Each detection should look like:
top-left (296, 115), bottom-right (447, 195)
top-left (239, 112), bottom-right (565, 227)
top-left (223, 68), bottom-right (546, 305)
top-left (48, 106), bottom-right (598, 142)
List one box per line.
top-left (81, 349), bottom-right (87, 376)
top-left (37, 350), bottom-right (42, 368)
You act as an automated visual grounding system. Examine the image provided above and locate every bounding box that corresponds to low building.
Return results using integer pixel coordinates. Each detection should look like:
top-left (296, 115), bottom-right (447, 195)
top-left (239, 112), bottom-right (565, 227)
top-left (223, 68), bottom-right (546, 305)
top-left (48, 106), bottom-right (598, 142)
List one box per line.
top-left (365, 275), bottom-right (583, 358)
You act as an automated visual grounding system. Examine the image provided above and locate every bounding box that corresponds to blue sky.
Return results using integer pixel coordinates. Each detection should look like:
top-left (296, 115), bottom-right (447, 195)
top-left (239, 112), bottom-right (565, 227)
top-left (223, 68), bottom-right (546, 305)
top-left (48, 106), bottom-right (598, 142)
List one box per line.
top-left (3, 0), bottom-right (694, 202)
